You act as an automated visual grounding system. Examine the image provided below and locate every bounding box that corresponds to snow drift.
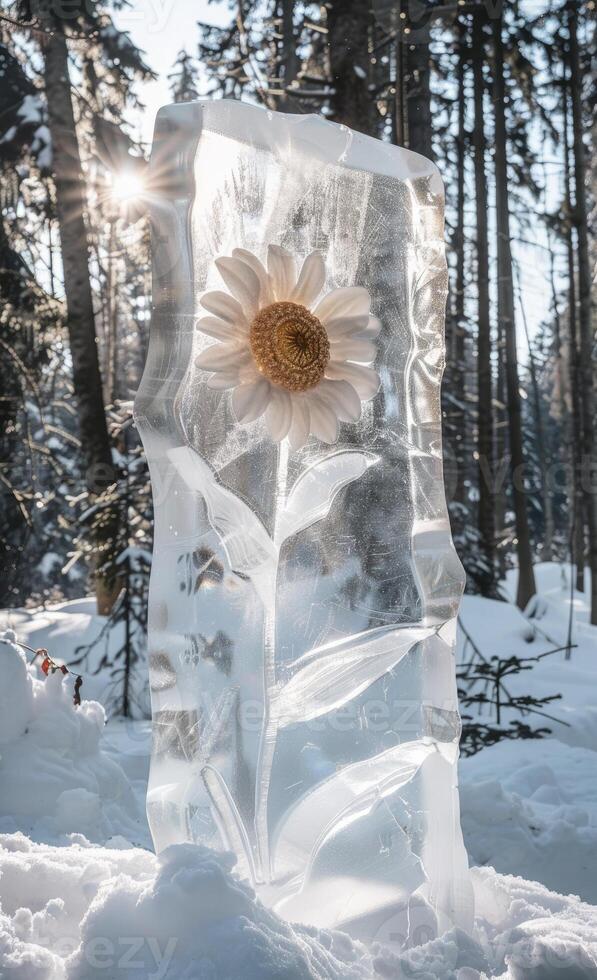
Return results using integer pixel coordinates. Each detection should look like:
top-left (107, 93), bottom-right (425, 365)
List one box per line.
top-left (0, 631), bottom-right (141, 844)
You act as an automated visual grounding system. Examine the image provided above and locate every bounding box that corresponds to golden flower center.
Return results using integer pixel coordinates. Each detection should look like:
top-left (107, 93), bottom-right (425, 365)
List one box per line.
top-left (249, 301), bottom-right (330, 392)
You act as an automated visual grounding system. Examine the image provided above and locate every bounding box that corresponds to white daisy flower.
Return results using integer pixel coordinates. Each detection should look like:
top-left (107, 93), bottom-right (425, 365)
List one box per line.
top-left (195, 245), bottom-right (380, 450)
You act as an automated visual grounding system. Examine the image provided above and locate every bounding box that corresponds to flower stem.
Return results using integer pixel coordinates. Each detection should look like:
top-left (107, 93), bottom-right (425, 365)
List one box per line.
top-left (254, 439), bottom-right (289, 883)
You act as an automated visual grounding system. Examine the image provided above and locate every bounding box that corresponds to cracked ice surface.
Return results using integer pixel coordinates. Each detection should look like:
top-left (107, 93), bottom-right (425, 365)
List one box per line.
top-left (135, 99), bottom-right (472, 943)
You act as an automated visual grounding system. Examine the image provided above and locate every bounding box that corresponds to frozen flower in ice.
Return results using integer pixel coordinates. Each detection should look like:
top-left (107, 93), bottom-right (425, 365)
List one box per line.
top-left (195, 245), bottom-right (380, 449)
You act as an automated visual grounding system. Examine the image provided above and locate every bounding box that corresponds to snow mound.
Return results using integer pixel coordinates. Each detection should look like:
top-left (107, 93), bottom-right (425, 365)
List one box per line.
top-left (473, 867), bottom-right (597, 979)
top-left (461, 739), bottom-right (597, 904)
top-left (0, 839), bottom-right (375, 980)
top-left (69, 844), bottom-right (375, 980)
top-left (0, 602), bottom-right (149, 716)
top-left (0, 632), bottom-right (142, 845)
top-left (0, 630), bottom-right (34, 743)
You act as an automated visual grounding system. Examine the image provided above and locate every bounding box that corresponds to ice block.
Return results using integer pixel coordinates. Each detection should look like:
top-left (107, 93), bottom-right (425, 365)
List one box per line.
top-left (135, 99), bottom-right (473, 946)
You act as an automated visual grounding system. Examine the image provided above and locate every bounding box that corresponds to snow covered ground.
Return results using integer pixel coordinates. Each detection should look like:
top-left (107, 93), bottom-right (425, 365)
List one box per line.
top-left (1, 563), bottom-right (596, 978)
top-left (457, 564), bottom-right (597, 908)
top-left (2, 836), bottom-right (595, 979)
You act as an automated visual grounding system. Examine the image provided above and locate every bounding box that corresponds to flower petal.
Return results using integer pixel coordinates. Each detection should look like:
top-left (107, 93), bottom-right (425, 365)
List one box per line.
top-left (238, 362), bottom-right (261, 385)
top-left (232, 248), bottom-right (273, 306)
top-left (315, 286), bottom-right (370, 324)
top-left (215, 256), bottom-right (260, 313)
top-left (328, 337), bottom-right (377, 364)
top-left (309, 396), bottom-right (338, 444)
top-left (267, 245), bottom-right (297, 300)
top-left (325, 315), bottom-right (370, 339)
top-left (196, 343), bottom-right (247, 372)
top-left (290, 251), bottom-right (326, 308)
top-left (200, 290), bottom-right (247, 326)
top-left (287, 398), bottom-right (310, 451)
top-left (232, 379), bottom-right (271, 423)
top-left (364, 315), bottom-right (382, 338)
top-left (325, 361), bottom-right (380, 400)
top-left (319, 379), bottom-right (362, 422)
top-left (197, 316), bottom-right (246, 342)
top-left (206, 372), bottom-right (240, 390)
top-left (265, 388), bottom-right (293, 441)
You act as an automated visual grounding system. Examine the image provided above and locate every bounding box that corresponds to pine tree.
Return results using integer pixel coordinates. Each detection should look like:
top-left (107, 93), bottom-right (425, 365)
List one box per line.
top-left (562, 62), bottom-right (586, 591)
top-left (279, 0), bottom-right (299, 108)
top-left (471, 8), bottom-right (496, 596)
top-left (0, 5), bottom-right (153, 611)
top-left (492, 9), bottom-right (536, 610)
top-left (405, 3), bottom-right (433, 159)
top-left (327, 0), bottom-right (375, 134)
top-left (0, 39), bottom-right (69, 605)
top-left (8, 2), bottom-right (154, 611)
top-left (567, 2), bottom-right (597, 624)
top-left (41, 23), bottom-right (116, 612)
top-left (169, 50), bottom-right (199, 103)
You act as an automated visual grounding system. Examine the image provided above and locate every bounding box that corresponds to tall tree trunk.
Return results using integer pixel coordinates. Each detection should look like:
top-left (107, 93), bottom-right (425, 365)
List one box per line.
top-left (517, 277), bottom-right (554, 557)
top-left (546, 222), bottom-right (575, 567)
top-left (279, 0), bottom-right (299, 109)
top-left (0, 216), bottom-right (33, 605)
top-left (392, 0), bottom-right (406, 146)
top-left (406, 6), bottom-right (433, 160)
top-left (327, 0), bottom-right (374, 135)
top-left (42, 25), bottom-right (119, 614)
top-left (495, 149), bottom-right (509, 575)
top-left (568, 5), bottom-right (597, 623)
top-left (104, 221), bottom-right (116, 403)
top-left (545, 228), bottom-right (567, 428)
top-left (472, 10), bottom-right (495, 595)
top-left (454, 19), bottom-right (466, 335)
top-left (494, 306), bottom-right (508, 575)
top-left (562, 74), bottom-right (585, 592)
top-left (451, 15), bottom-right (467, 510)
top-left (492, 12), bottom-right (536, 610)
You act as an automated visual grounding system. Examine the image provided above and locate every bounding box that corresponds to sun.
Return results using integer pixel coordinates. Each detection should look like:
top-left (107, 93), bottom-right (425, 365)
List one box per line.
top-left (111, 170), bottom-right (146, 203)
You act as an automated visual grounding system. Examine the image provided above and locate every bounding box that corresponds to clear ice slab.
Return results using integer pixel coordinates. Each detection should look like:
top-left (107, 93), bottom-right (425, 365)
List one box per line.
top-left (135, 99), bottom-right (473, 946)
